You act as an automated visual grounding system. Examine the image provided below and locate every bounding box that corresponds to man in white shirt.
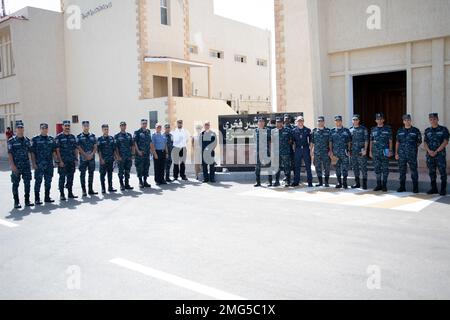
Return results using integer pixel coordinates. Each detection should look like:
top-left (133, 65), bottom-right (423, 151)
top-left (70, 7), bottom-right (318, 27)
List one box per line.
top-left (171, 120), bottom-right (189, 180)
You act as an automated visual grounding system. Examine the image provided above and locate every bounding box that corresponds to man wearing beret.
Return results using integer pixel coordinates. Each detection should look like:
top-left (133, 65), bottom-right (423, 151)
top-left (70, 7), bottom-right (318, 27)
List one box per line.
top-left (31, 123), bottom-right (57, 205)
top-left (8, 121), bottom-right (33, 208)
top-left (55, 120), bottom-right (79, 201)
top-left (370, 113), bottom-right (393, 192)
top-left (424, 113), bottom-right (449, 196)
top-left (77, 121), bottom-right (98, 197)
top-left (395, 114), bottom-right (422, 193)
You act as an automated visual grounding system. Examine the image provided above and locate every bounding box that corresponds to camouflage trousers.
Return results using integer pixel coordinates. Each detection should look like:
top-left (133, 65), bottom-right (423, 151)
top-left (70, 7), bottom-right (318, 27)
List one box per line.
top-left (135, 155), bottom-right (151, 178)
top-left (399, 153), bottom-right (418, 183)
top-left (79, 160), bottom-right (96, 189)
top-left (427, 153), bottom-right (447, 183)
top-left (34, 164), bottom-right (54, 193)
top-left (11, 165), bottom-right (32, 196)
top-left (58, 161), bottom-right (76, 192)
top-left (275, 155), bottom-right (291, 181)
top-left (314, 153), bottom-right (331, 178)
top-left (118, 158), bottom-right (132, 181)
top-left (373, 150), bottom-right (390, 183)
top-left (351, 155), bottom-right (368, 180)
top-left (335, 155), bottom-right (350, 178)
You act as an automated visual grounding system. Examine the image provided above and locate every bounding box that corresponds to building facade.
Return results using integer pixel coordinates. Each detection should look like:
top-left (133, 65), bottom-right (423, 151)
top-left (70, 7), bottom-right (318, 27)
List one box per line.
top-left (0, 0), bottom-right (272, 157)
top-left (275, 0), bottom-right (450, 136)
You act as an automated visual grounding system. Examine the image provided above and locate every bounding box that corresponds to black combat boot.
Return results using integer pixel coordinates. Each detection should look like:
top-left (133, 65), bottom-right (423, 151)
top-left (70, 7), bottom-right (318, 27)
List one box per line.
top-left (362, 179), bottom-right (368, 190)
top-left (373, 180), bottom-right (383, 192)
top-left (324, 176), bottom-right (330, 188)
top-left (335, 177), bottom-right (343, 189)
top-left (143, 178), bottom-right (151, 188)
top-left (343, 177), bottom-right (348, 189)
top-left (119, 179), bottom-right (125, 191)
top-left (412, 181), bottom-right (419, 194)
top-left (351, 177), bottom-right (360, 189)
top-left (60, 191), bottom-right (67, 201)
top-left (125, 178), bottom-right (134, 190)
top-left (68, 188), bottom-right (78, 199)
top-left (101, 181), bottom-right (107, 194)
top-left (440, 180), bottom-right (447, 196)
top-left (285, 177), bottom-right (291, 188)
top-left (25, 194), bottom-right (34, 207)
top-left (35, 192), bottom-right (43, 206)
top-left (427, 181), bottom-right (439, 195)
top-left (315, 176), bottom-right (323, 187)
top-left (254, 176), bottom-right (261, 187)
top-left (44, 189), bottom-right (55, 203)
top-left (108, 181), bottom-right (117, 193)
top-left (81, 184), bottom-right (87, 197)
top-left (382, 182), bottom-right (388, 192)
top-left (268, 176), bottom-right (273, 187)
top-left (397, 181), bottom-right (406, 193)
top-left (13, 194), bottom-right (21, 209)
top-left (138, 177), bottom-right (144, 188)
top-left (88, 183), bottom-right (98, 196)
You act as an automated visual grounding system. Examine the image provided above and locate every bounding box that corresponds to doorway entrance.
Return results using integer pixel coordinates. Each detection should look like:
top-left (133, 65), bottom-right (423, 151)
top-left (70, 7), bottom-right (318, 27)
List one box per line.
top-left (353, 71), bottom-right (407, 143)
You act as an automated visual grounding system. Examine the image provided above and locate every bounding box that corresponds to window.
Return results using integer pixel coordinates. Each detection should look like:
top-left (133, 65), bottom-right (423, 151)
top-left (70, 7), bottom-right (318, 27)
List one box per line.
top-left (257, 59), bottom-right (268, 67)
top-left (0, 117), bottom-right (5, 134)
top-left (160, 0), bottom-right (170, 25)
top-left (72, 115), bottom-right (79, 124)
top-left (234, 55), bottom-right (247, 63)
top-left (210, 50), bottom-right (224, 59)
top-left (188, 45), bottom-right (198, 54)
top-left (149, 111), bottom-right (158, 129)
top-left (0, 31), bottom-right (15, 78)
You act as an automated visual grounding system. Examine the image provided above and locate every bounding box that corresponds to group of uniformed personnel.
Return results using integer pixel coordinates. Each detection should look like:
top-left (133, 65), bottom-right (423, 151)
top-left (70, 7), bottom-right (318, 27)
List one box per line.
top-left (7, 119), bottom-right (217, 209)
top-left (254, 112), bottom-right (449, 196)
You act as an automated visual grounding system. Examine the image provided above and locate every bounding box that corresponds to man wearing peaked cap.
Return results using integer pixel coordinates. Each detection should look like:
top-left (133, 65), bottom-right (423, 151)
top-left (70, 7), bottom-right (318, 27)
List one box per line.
top-left (370, 112), bottom-right (393, 192)
top-left (330, 116), bottom-right (352, 189)
top-left (292, 115), bottom-right (313, 187)
top-left (134, 119), bottom-right (152, 188)
top-left (31, 122), bottom-right (57, 205)
top-left (424, 112), bottom-right (449, 196)
top-left (311, 116), bottom-right (332, 187)
top-left (98, 124), bottom-right (118, 194)
top-left (115, 121), bottom-right (134, 191)
top-left (55, 120), bottom-right (78, 200)
top-left (76, 120), bottom-right (98, 197)
top-left (395, 114), bottom-right (422, 193)
top-left (350, 114), bottom-right (369, 190)
top-left (8, 121), bottom-right (33, 208)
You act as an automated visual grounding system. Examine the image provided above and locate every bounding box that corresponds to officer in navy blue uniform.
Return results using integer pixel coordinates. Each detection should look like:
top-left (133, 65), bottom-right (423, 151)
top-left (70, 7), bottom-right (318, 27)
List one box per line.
top-left (8, 121), bottom-right (34, 209)
top-left (424, 113), bottom-right (449, 196)
top-left (77, 121), bottom-right (98, 197)
top-left (31, 123), bottom-right (57, 205)
top-left (97, 124), bottom-right (118, 194)
top-left (115, 122), bottom-right (134, 191)
top-left (201, 122), bottom-right (218, 183)
top-left (292, 116), bottom-right (313, 187)
top-left (134, 119), bottom-right (153, 188)
top-left (56, 120), bottom-right (78, 201)
top-left (370, 113), bottom-right (393, 192)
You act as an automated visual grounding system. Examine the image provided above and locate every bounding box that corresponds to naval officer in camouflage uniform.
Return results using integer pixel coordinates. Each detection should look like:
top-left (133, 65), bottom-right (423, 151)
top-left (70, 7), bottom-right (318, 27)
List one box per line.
top-left (273, 117), bottom-right (293, 187)
top-left (98, 124), bottom-right (117, 194)
top-left (8, 121), bottom-right (34, 209)
top-left (56, 120), bottom-right (78, 201)
top-left (370, 113), bottom-right (393, 192)
top-left (424, 113), bottom-right (449, 196)
top-left (349, 115), bottom-right (369, 190)
top-left (311, 116), bottom-right (332, 187)
top-left (254, 117), bottom-right (273, 187)
top-left (115, 122), bottom-right (134, 191)
top-left (134, 119), bottom-right (152, 189)
top-left (77, 121), bottom-right (98, 197)
top-left (292, 116), bottom-right (313, 187)
top-left (395, 114), bottom-right (422, 194)
top-left (31, 123), bottom-right (57, 205)
top-left (330, 116), bottom-right (352, 189)
top-left (164, 124), bottom-right (174, 183)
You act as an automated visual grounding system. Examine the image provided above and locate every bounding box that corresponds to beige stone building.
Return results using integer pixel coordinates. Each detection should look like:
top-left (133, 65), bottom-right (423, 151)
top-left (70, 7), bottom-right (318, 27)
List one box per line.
top-left (275, 0), bottom-right (450, 141)
top-left (0, 0), bottom-right (272, 158)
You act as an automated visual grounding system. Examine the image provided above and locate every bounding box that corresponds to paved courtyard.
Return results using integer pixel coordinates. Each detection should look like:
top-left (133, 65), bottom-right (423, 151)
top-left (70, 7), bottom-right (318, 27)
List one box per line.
top-left (1, 165), bottom-right (450, 300)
